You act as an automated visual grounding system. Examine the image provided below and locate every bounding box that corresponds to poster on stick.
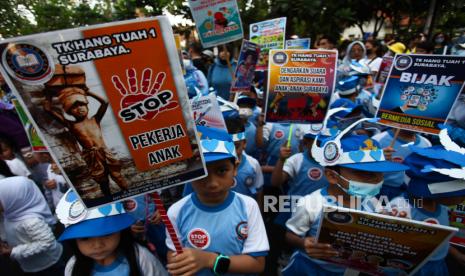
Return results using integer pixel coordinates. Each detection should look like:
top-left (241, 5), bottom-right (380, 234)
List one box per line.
top-left (250, 17), bottom-right (286, 71)
top-left (285, 38), bottom-right (311, 50)
top-left (187, 0), bottom-right (243, 48)
top-left (0, 17), bottom-right (207, 208)
top-left (317, 205), bottom-right (457, 276)
top-left (376, 54), bottom-right (465, 134)
top-left (264, 49), bottom-right (337, 124)
top-left (190, 93), bottom-right (227, 130)
top-left (230, 40), bottom-right (260, 94)
top-left (449, 201), bottom-right (465, 247)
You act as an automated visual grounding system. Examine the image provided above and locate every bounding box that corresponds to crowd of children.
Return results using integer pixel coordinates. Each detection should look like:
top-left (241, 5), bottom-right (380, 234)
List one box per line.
top-left (1, 27), bottom-right (465, 276)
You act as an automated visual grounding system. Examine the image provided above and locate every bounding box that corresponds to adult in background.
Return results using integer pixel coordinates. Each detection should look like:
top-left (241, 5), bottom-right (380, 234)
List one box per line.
top-left (316, 35), bottom-right (337, 50)
top-left (432, 32), bottom-right (449, 55)
top-left (188, 42), bottom-right (208, 76)
top-left (363, 40), bottom-right (383, 76)
top-left (207, 44), bottom-right (237, 101)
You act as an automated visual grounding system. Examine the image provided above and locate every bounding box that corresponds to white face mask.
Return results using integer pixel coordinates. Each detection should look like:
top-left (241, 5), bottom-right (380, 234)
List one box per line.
top-left (335, 171), bottom-right (383, 198)
top-left (239, 108), bottom-right (253, 118)
top-left (183, 59), bottom-right (191, 68)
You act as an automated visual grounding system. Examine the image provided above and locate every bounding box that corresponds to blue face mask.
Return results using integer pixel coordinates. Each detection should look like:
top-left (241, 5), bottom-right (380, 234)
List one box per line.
top-left (335, 172), bottom-right (383, 198)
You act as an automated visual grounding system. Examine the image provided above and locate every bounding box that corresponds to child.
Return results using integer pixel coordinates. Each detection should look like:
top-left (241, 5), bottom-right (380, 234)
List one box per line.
top-left (56, 190), bottom-right (168, 276)
top-left (386, 142), bottom-right (465, 276)
top-left (0, 137), bottom-right (30, 177)
top-left (44, 161), bottom-right (69, 210)
top-left (0, 175), bottom-right (63, 274)
top-left (44, 87), bottom-right (128, 197)
top-left (372, 128), bottom-right (431, 200)
top-left (166, 126), bottom-right (269, 275)
top-left (225, 116), bottom-right (264, 199)
top-left (282, 127), bottom-right (408, 275)
top-left (237, 94), bottom-right (260, 158)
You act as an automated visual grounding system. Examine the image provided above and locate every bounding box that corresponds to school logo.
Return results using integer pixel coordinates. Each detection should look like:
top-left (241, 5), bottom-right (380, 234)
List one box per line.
top-left (394, 55), bottom-right (413, 71)
top-left (68, 200), bottom-right (87, 222)
top-left (188, 228), bottom-right (211, 249)
top-left (2, 42), bottom-right (55, 85)
top-left (274, 130), bottom-right (284, 139)
top-left (122, 199), bottom-right (138, 212)
top-left (323, 142), bottom-right (339, 163)
top-left (113, 68), bottom-right (179, 123)
top-left (236, 221), bottom-right (248, 240)
top-left (307, 167), bottom-right (323, 181)
top-left (251, 25), bottom-right (259, 33)
top-left (245, 176), bottom-right (255, 187)
top-left (272, 51), bottom-right (287, 65)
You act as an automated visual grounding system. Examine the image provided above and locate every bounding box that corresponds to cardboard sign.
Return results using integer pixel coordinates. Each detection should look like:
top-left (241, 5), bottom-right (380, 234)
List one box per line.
top-left (265, 49), bottom-right (337, 124)
top-left (11, 99), bottom-right (47, 152)
top-left (449, 201), bottom-right (465, 247)
top-left (376, 54), bottom-right (465, 134)
top-left (317, 205), bottom-right (457, 276)
top-left (374, 56), bottom-right (393, 96)
top-left (230, 40), bottom-right (260, 94)
top-left (250, 17), bottom-right (286, 71)
top-left (190, 93), bottom-right (227, 130)
top-left (187, 0), bottom-right (243, 48)
top-left (0, 17), bottom-right (207, 208)
top-left (285, 38), bottom-right (311, 50)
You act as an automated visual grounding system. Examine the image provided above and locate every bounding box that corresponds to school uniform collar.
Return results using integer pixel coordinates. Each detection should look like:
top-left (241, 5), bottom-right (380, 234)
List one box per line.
top-left (192, 190), bottom-right (236, 212)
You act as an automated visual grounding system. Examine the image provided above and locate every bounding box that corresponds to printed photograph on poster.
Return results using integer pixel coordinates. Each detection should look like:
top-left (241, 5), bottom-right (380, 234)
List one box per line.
top-left (188, 0), bottom-right (243, 48)
top-left (190, 93), bottom-right (227, 130)
top-left (317, 205), bottom-right (457, 276)
top-left (376, 54), bottom-right (465, 134)
top-left (264, 49), bottom-right (337, 124)
top-left (373, 56), bottom-right (393, 96)
top-left (0, 17), bottom-right (207, 208)
top-left (230, 40), bottom-right (260, 94)
top-left (250, 17), bottom-right (286, 71)
top-left (285, 38), bottom-right (311, 50)
top-left (449, 201), bottom-right (465, 247)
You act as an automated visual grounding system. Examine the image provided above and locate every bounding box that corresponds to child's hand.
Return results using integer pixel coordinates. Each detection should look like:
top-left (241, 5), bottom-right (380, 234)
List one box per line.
top-left (303, 237), bottom-right (339, 259)
top-left (380, 207), bottom-right (408, 218)
top-left (383, 147), bottom-right (395, 160)
top-left (167, 248), bottom-right (216, 276)
top-left (44, 179), bottom-right (57, 189)
top-left (279, 145), bottom-right (292, 161)
top-left (257, 113), bottom-right (265, 126)
top-left (148, 210), bottom-right (162, 225)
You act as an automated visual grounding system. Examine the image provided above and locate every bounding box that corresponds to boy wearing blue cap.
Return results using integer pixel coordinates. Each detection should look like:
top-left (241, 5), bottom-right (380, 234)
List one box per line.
top-left (166, 126), bottom-right (269, 276)
top-left (282, 119), bottom-right (408, 275)
top-left (335, 75), bottom-right (360, 103)
top-left (385, 134), bottom-right (465, 276)
top-left (56, 190), bottom-right (167, 275)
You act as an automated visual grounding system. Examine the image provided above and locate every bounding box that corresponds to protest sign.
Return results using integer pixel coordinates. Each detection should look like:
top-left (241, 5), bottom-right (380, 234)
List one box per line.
top-left (285, 38), bottom-right (311, 49)
top-left (376, 54), bottom-right (465, 134)
top-left (0, 17), bottom-right (207, 208)
top-left (187, 0), bottom-right (243, 48)
top-left (250, 17), bottom-right (286, 71)
top-left (449, 201), bottom-right (465, 247)
top-left (265, 49), bottom-right (337, 123)
top-left (373, 56), bottom-right (393, 96)
top-left (317, 205), bottom-right (457, 276)
top-left (190, 93), bottom-right (227, 130)
top-left (11, 99), bottom-right (47, 152)
top-left (230, 40), bottom-right (260, 94)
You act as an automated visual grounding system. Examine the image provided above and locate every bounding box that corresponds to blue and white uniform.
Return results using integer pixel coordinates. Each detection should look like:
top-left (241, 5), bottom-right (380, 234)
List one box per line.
top-left (283, 188), bottom-right (377, 276)
top-left (388, 197), bottom-right (450, 276)
top-left (372, 130), bottom-right (431, 200)
top-left (233, 153), bottom-right (264, 198)
top-left (244, 120), bottom-right (259, 159)
top-left (166, 191), bottom-right (269, 276)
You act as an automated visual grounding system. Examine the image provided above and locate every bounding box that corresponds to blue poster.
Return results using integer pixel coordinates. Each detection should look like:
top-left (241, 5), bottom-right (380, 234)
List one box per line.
top-left (230, 40), bottom-right (260, 93)
top-left (188, 0), bottom-right (243, 48)
top-left (285, 38), bottom-right (311, 49)
top-left (377, 54), bottom-right (465, 134)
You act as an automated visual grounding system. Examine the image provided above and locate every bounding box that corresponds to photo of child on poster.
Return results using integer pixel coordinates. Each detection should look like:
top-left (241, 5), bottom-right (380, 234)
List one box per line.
top-left (231, 40), bottom-right (259, 93)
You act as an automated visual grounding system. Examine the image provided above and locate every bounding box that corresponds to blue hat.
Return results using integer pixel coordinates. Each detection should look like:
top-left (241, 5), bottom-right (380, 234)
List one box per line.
top-left (197, 126), bottom-right (237, 163)
top-left (336, 76), bottom-right (360, 95)
top-left (217, 97), bottom-right (240, 120)
top-left (313, 133), bottom-right (408, 172)
top-left (56, 190), bottom-right (135, 241)
top-left (329, 98), bottom-right (363, 119)
top-left (348, 60), bottom-right (370, 76)
top-left (237, 94), bottom-right (257, 107)
top-left (402, 142), bottom-right (465, 198)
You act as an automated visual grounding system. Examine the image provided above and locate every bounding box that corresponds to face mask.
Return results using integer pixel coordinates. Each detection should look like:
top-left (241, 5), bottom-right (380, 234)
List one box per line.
top-left (183, 59), bottom-right (191, 68)
top-left (435, 37), bottom-right (444, 44)
top-left (239, 108), bottom-right (253, 118)
top-left (335, 171), bottom-right (383, 198)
